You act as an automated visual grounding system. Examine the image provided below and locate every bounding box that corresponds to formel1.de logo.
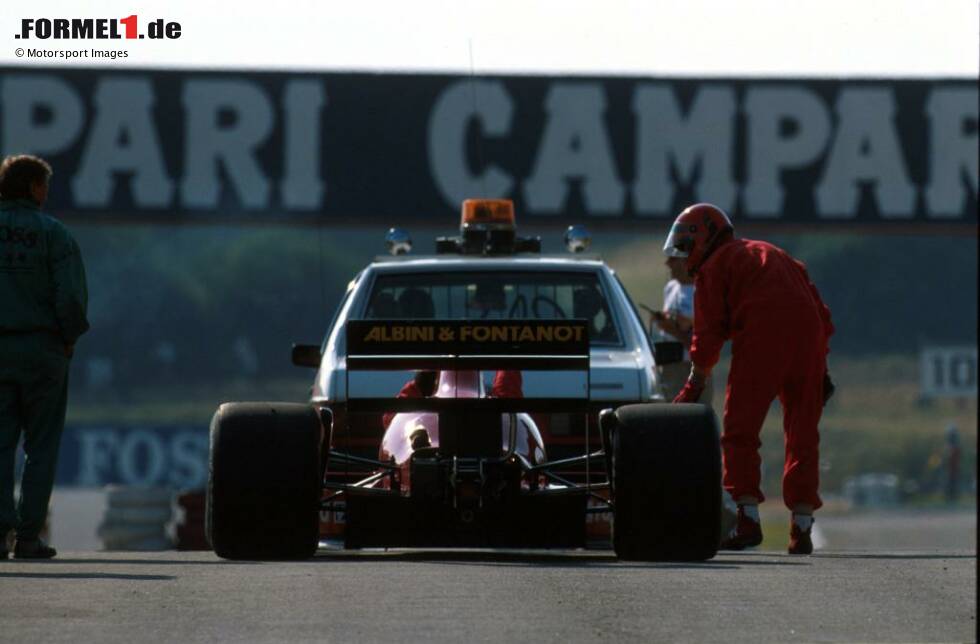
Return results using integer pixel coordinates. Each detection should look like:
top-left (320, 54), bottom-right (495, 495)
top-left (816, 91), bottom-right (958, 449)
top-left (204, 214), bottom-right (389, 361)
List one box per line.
top-left (16, 16), bottom-right (182, 40)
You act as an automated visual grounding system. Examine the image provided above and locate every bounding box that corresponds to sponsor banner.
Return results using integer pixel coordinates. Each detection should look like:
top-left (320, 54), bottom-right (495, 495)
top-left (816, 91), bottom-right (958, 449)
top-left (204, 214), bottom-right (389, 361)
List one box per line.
top-left (14, 425), bottom-right (210, 488)
top-left (0, 68), bottom-right (976, 228)
top-left (347, 319), bottom-right (590, 356)
top-left (920, 346), bottom-right (978, 398)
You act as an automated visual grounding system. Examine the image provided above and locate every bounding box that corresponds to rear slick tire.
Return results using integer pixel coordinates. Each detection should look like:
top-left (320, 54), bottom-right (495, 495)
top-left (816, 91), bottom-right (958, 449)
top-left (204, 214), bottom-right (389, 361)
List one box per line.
top-left (608, 403), bottom-right (721, 562)
top-left (207, 402), bottom-right (323, 560)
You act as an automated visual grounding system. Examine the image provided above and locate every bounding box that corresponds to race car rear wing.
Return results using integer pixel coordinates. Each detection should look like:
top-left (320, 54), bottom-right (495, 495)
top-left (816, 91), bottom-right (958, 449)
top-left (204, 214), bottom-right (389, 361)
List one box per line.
top-left (344, 319), bottom-right (590, 414)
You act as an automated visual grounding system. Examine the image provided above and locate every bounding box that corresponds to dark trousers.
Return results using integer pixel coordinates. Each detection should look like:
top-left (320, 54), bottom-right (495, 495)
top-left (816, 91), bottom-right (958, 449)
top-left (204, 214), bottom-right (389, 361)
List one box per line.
top-left (0, 333), bottom-right (69, 541)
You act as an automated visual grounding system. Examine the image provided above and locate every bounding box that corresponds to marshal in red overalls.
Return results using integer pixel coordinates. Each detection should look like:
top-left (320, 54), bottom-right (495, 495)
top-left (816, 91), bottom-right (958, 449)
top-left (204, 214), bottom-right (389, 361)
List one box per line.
top-left (665, 204), bottom-right (834, 555)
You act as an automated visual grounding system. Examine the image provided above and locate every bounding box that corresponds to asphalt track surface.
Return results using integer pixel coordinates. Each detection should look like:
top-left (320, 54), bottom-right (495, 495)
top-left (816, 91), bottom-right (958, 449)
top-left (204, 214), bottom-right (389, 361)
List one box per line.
top-left (1, 545), bottom-right (975, 643)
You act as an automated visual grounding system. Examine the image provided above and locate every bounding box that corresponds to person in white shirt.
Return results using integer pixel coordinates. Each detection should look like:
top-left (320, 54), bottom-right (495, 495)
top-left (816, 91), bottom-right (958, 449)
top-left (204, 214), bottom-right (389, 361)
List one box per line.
top-left (650, 256), bottom-right (712, 404)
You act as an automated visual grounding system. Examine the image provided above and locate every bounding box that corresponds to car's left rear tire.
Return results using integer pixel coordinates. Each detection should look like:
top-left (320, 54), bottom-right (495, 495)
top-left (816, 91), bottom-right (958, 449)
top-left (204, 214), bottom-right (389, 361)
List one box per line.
top-left (206, 402), bottom-right (323, 560)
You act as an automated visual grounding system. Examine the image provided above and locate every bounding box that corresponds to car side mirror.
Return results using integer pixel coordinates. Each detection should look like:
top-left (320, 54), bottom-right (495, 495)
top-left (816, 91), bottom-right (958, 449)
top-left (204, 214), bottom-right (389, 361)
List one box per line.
top-left (291, 344), bottom-right (321, 368)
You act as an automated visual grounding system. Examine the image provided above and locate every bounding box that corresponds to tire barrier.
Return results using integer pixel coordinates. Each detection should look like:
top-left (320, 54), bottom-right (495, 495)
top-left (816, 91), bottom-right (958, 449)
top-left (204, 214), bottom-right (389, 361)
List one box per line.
top-left (175, 489), bottom-right (209, 551)
top-left (98, 485), bottom-right (173, 551)
top-left (843, 473), bottom-right (901, 509)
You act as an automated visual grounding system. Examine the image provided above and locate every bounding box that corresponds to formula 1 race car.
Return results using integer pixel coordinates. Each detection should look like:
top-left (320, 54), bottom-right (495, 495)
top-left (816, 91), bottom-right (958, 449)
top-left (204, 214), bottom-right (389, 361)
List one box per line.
top-left (206, 317), bottom-right (722, 561)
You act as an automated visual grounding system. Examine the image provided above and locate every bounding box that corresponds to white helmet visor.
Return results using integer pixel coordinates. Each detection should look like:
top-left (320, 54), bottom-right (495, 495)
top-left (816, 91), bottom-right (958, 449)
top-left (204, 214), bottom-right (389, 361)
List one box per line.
top-left (662, 226), bottom-right (690, 257)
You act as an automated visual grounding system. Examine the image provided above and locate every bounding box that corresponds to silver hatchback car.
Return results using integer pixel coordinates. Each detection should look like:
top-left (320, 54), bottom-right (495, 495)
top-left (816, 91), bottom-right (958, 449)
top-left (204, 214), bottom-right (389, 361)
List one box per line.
top-left (302, 207), bottom-right (665, 462)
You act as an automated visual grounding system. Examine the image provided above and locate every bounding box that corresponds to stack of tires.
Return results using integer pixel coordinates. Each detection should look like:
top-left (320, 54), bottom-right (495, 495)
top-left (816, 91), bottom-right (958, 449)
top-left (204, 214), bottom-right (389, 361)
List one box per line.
top-left (175, 489), bottom-right (209, 550)
top-left (98, 485), bottom-right (173, 551)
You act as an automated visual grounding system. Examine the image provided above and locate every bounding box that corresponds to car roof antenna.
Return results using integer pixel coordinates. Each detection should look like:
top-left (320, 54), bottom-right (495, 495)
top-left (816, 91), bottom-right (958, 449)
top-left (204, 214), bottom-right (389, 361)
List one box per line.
top-left (468, 38), bottom-right (488, 200)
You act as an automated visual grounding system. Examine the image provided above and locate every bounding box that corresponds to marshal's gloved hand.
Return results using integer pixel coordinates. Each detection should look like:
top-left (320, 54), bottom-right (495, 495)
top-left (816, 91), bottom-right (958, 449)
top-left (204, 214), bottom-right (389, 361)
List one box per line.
top-left (673, 371), bottom-right (706, 403)
top-left (823, 372), bottom-right (836, 406)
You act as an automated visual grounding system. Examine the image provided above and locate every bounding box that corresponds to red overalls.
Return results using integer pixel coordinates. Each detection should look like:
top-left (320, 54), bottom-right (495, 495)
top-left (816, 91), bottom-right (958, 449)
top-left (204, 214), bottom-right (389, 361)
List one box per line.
top-left (691, 238), bottom-right (833, 510)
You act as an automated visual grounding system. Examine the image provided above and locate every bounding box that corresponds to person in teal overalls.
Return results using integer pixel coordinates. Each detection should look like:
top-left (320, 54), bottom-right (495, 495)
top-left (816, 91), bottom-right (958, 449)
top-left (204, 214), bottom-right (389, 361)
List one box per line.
top-left (0, 155), bottom-right (88, 559)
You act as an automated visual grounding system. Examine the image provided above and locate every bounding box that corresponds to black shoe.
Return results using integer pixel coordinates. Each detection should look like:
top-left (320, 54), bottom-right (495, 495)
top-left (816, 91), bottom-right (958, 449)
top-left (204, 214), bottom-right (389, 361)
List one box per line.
top-left (14, 538), bottom-right (57, 559)
top-left (788, 518), bottom-right (814, 555)
top-left (1, 549), bottom-right (7, 560)
top-left (718, 506), bottom-right (763, 550)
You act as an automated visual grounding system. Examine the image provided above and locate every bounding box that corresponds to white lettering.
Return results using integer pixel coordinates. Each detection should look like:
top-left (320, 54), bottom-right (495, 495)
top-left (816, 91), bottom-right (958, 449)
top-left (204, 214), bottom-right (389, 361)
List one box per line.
top-left (524, 83), bottom-right (624, 215)
top-left (281, 80), bottom-right (326, 210)
top-left (925, 86), bottom-right (978, 218)
top-left (0, 75), bottom-right (84, 156)
top-left (75, 429), bottom-right (117, 487)
top-left (633, 84), bottom-right (737, 215)
top-left (118, 429), bottom-right (166, 485)
top-left (816, 88), bottom-right (915, 218)
top-left (71, 77), bottom-right (173, 208)
top-left (428, 80), bottom-right (514, 205)
top-left (743, 87), bottom-right (831, 217)
top-left (170, 431), bottom-right (209, 488)
top-left (180, 79), bottom-right (274, 209)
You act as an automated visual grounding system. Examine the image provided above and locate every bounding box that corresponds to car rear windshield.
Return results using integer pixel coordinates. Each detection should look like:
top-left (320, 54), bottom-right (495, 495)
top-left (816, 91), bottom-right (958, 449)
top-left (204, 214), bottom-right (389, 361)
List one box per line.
top-left (365, 271), bottom-right (621, 345)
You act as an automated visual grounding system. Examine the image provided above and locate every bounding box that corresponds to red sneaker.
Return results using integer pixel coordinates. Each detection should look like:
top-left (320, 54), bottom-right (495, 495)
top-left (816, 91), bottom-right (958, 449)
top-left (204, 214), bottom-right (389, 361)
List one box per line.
top-left (719, 506), bottom-right (763, 550)
top-left (788, 519), bottom-right (814, 555)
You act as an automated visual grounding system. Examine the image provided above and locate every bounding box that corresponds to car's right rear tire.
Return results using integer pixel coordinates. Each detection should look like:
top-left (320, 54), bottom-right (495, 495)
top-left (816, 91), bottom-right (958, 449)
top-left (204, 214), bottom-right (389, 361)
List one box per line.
top-left (608, 403), bottom-right (721, 561)
top-left (206, 402), bottom-right (323, 560)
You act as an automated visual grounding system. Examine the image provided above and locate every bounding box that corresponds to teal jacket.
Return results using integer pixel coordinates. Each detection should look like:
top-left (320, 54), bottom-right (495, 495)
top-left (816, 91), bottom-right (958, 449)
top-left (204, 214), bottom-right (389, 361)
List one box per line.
top-left (0, 198), bottom-right (89, 345)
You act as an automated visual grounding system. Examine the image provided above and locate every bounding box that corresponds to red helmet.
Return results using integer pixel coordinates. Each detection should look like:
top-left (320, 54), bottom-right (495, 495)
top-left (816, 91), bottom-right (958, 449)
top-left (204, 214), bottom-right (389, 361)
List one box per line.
top-left (662, 203), bottom-right (734, 275)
